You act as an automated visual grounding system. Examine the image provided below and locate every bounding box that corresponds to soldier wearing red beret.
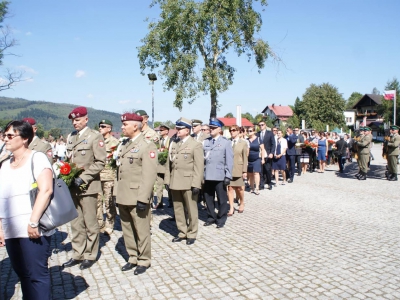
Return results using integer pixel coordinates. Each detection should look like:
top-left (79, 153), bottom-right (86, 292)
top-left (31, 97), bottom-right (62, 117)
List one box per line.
top-left (115, 112), bottom-right (157, 275)
top-left (22, 118), bottom-right (53, 163)
top-left (62, 106), bottom-right (106, 270)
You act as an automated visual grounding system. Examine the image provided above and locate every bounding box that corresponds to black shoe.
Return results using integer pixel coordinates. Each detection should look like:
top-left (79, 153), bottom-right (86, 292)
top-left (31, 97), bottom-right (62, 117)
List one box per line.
top-left (80, 259), bottom-right (95, 270)
top-left (355, 173), bottom-right (361, 178)
top-left (358, 174), bottom-right (366, 180)
top-left (62, 258), bottom-right (82, 268)
top-left (287, 178), bottom-right (293, 183)
top-left (121, 263), bottom-right (137, 271)
top-left (268, 184), bottom-right (272, 190)
top-left (134, 265), bottom-right (149, 275)
top-left (167, 216), bottom-right (176, 221)
top-left (186, 238), bottom-right (196, 245)
top-left (203, 221), bottom-right (215, 226)
top-left (216, 224), bottom-right (224, 229)
top-left (259, 186), bottom-right (265, 190)
top-left (389, 175), bottom-right (398, 181)
top-left (172, 236), bottom-right (186, 243)
top-left (298, 173), bottom-right (301, 176)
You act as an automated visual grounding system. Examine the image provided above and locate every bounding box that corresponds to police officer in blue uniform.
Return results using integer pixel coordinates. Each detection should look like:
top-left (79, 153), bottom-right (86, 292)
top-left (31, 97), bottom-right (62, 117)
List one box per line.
top-left (203, 118), bottom-right (233, 228)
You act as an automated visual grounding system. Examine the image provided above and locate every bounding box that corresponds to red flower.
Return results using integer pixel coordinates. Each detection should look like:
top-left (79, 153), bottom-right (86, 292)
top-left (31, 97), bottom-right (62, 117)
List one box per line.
top-left (60, 162), bottom-right (72, 175)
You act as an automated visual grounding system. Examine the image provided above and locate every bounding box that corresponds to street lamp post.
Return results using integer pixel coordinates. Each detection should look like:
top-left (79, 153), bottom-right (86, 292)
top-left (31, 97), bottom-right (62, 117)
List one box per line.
top-left (147, 73), bottom-right (157, 129)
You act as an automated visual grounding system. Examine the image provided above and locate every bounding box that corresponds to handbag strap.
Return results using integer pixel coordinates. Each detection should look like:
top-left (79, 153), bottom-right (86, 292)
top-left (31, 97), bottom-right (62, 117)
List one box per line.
top-left (31, 151), bottom-right (56, 183)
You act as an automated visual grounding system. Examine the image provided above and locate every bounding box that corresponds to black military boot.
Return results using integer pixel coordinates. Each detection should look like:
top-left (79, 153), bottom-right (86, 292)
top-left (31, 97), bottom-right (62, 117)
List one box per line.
top-left (355, 172), bottom-right (361, 178)
top-left (358, 172), bottom-right (367, 180)
top-left (389, 174), bottom-right (398, 181)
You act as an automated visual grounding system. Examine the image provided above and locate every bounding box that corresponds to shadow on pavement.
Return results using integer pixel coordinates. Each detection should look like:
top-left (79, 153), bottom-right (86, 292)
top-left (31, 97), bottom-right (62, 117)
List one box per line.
top-left (0, 257), bottom-right (18, 300)
top-left (50, 266), bottom-right (88, 299)
top-left (115, 237), bottom-right (129, 262)
top-left (336, 162), bottom-right (388, 180)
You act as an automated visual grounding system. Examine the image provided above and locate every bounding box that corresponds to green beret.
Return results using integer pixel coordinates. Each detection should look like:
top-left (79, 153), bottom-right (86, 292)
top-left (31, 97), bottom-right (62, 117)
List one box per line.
top-left (390, 125), bottom-right (399, 130)
top-left (191, 119), bottom-right (203, 126)
top-left (135, 110), bottom-right (148, 117)
top-left (364, 127), bottom-right (372, 131)
top-left (99, 119), bottom-right (113, 126)
top-left (359, 127), bottom-right (365, 131)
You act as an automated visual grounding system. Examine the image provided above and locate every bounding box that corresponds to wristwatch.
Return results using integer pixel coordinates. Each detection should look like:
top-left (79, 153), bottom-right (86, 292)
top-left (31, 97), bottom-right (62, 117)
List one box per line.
top-left (29, 222), bottom-right (39, 228)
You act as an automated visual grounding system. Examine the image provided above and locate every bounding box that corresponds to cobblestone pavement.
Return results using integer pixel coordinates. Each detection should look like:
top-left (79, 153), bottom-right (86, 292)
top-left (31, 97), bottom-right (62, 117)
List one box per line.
top-left (1, 144), bottom-right (399, 299)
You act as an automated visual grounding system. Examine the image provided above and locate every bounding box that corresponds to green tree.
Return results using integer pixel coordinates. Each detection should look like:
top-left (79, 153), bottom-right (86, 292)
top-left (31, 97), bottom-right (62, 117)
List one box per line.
top-left (293, 96), bottom-right (302, 116)
top-left (224, 112), bottom-right (234, 118)
top-left (372, 87), bottom-right (380, 95)
top-left (36, 123), bottom-right (45, 138)
top-left (49, 128), bottom-right (62, 139)
top-left (138, 0), bottom-right (278, 118)
top-left (346, 92), bottom-right (363, 109)
top-left (241, 112), bottom-right (254, 124)
top-left (377, 77), bottom-right (400, 124)
top-left (254, 113), bottom-right (264, 124)
top-left (299, 83), bottom-right (346, 130)
top-left (286, 114), bottom-right (300, 128)
top-left (154, 121), bottom-right (162, 128)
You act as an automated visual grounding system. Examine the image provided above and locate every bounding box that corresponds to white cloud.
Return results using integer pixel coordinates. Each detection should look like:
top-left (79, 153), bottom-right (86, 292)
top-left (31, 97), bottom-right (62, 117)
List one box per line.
top-left (75, 70), bottom-right (85, 78)
top-left (86, 94), bottom-right (93, 99)
top-left (118, 100), bottom-right (131, 104)
top-left (25, 31), bottom-right (32, 36)
top-left (17, 65), bottom-right (37, 74)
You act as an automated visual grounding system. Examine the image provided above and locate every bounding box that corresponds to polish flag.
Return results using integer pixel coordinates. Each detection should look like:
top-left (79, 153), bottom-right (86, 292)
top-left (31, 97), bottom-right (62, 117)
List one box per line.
top-left (383, 90), bottom-right (396, 100)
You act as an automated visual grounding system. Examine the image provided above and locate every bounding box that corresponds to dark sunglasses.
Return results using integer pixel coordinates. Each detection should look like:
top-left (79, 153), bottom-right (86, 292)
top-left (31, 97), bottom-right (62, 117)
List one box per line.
top-left (272, 130), bottom-right (277, 132)
top-left (201, 129), bottom-right (209, 131)
top-left (248, 130), bottom-right (254, 132)
top-left (4, 133), bottom-right (20, 139)
top-left (229, 129), bottom-right (237, 132)
top-left (259, 124), bottom-right (266, 126)
top-left (99, 125), bottom-right (109, 128)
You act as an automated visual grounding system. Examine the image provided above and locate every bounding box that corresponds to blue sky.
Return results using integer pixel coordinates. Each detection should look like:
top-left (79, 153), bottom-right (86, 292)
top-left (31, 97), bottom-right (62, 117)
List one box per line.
top-left (1, 0), bottom-right (399, 124)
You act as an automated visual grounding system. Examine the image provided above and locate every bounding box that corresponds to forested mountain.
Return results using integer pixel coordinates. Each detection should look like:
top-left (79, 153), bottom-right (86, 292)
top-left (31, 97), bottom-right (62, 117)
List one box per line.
top-left (0, 97), bottom-right (122, 135)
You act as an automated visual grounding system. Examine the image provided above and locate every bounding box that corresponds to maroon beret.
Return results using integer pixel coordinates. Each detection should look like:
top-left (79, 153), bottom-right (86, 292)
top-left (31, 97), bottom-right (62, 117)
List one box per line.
top-left (68, 106), bottom-right (87, 119)
top-left (22, 118), bottom-right (36, 125)
top-left (121, 113), bottom-right (143, 122)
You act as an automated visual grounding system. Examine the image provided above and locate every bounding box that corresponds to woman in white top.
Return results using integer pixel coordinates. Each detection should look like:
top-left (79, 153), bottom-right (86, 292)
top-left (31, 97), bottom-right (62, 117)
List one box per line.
top-left (272, 130), bottom-right (288, 185)
top-left (0, 120), bottom-right (53, 300)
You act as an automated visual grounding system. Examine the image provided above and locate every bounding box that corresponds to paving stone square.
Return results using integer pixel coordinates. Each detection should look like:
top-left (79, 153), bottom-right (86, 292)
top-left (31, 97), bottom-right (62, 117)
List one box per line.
top-left (0, 144), bottom-right (399, 299)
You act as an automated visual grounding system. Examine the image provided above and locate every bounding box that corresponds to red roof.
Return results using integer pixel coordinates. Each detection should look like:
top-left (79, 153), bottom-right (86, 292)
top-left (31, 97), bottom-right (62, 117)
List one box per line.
top-left (262, 105), bottom-right (293, 117)
top-left (217, 117), bottom-right (253, 127)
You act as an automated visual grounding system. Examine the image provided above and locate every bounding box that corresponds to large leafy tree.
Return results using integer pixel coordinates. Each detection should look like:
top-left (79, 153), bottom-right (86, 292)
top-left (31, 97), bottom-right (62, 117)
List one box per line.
top-left (298, 83), bottom-right (346, 130)
top-left (138, 0), bottom-right (277, 118)
top-left (346, 92), bottom-right (363, 110)
top-left (378, 77), bottom-right (400, 124)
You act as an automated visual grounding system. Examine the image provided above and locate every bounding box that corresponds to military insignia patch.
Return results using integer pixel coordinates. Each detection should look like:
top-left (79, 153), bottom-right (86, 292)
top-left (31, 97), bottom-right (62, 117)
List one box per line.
top-left (99, 141), bottom-right (104, 147)
top-left (150, 151), bottom-right (156, 158)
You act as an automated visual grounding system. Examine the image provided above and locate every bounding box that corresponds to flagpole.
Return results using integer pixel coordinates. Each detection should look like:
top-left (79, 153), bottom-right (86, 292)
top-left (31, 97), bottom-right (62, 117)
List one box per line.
top-left (394, 90), bottom-right (397, 125)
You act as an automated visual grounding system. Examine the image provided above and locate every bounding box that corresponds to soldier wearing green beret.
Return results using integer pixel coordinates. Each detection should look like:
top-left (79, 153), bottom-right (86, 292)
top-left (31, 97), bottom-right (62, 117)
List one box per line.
top-left (136, 110), bottom-right (159, 144)
top-left (387, 125), bottom-right (400, 181)
top-left (356, 127), bottom-right (372, 180)
top-left (97, 119), bottom-right (119, 234)
top-left (354, 128), bottom-right (364, 178)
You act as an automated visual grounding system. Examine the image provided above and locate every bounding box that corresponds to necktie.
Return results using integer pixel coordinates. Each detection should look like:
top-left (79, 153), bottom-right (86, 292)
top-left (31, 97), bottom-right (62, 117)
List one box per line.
top-left (233, 140), bottom-right (236, 149)
top-left (161, 138), bottom-right (165, 148)
top-left (261, 131), bottom-right (264, 141)
top-left (212, 139), bottom-right (215, 145)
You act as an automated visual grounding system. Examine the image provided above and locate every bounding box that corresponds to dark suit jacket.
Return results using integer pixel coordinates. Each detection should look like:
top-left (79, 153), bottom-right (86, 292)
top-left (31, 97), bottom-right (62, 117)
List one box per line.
top-left (257, 130), bottom-right (276, 156)
top-left (335, 139), bottom-right (348, 156)
top-left (286, 133), bottom-right (298, 155)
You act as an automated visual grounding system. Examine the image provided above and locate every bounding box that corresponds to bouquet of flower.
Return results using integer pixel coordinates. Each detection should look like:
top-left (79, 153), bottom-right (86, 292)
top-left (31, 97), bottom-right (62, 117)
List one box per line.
top-left (328, 139), bottom-right (335, 145)
top-left (107, 145), bottom-right (118, 169)
top-left (157, 145), bottom-right (169, 165)
top-left (303, 140), bottom-right (318, 149)
top-left (58, 162), bottom-right (85, 188)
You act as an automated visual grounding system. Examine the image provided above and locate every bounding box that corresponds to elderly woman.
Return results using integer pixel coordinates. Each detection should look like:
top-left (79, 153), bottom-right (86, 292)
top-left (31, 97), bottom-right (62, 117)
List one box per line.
top-left (227, 125), bottom-right (248, 215)
top-left (0, 120), bottom-right (54, 300)
top-left (246, 126), bottom-right (265, 195)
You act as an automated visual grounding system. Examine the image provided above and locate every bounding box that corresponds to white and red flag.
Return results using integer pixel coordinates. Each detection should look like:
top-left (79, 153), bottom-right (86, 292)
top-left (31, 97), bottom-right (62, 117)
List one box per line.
top-left (383, 90), bottom-right (396, 100)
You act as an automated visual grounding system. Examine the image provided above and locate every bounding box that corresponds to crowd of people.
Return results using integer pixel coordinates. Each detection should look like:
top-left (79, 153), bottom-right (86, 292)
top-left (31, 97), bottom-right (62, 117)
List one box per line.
top-left (0, 107), bottom-right (399, 299)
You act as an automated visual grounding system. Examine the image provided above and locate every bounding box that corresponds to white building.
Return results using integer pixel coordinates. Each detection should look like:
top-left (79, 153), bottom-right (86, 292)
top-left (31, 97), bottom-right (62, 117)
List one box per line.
top-left (344, 110), bottom-right (356, 126)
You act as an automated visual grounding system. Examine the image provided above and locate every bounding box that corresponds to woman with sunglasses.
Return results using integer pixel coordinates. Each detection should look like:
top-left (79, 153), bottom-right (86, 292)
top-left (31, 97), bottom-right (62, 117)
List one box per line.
top-left (227, 125), bottom-right (248, 215)
top-left (246, 126), bottom-right (265, 195)
top-left (0, 120), bottom-right (54, 299)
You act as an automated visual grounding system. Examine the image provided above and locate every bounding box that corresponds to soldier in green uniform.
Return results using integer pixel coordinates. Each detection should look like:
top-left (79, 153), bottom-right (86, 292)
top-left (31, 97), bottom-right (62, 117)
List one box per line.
top-left (154, 124), bottom-right (171, 209)
top-left (356, 126), bottom-right (373, 180)
top-left (116, 112), bottom-right (157, 275)
top-left (387, 125), bottom-right (400, 181)
top-left (97, 119), bottom-right (119, 235)
top-left (354, 128), bottom-right (364, 179)
top-left (165, 117), bottom-right (204, 245)
top-left (22, 118), bottom-right (53, 163)
top-left (136, 109), bottom-right (159, 143)
top-left (62, 106), bottom-right (106, 270)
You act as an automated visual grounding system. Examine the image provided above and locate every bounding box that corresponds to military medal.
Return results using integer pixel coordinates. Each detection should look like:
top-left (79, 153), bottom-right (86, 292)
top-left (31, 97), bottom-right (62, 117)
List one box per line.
top-left (184, 154), bottom-right (188, 159)
top-left (130, 149), bottom-right (135, 153)
top-left (129, 157), bottom-right (133, 164)
top-left (81, 150), bottom-right (86, 156)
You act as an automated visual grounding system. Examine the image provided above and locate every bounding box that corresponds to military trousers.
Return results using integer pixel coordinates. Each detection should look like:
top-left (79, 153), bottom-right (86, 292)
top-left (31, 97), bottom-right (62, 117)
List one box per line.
top-left (388, 155), bottom-right (398, 175)
top-left (171, 189), bottom-right (199, 239)
top-left (359, 154), bottom-right (370, 173)
top-left (204, 180), bottom-right (228, 226)
top-left (71, 194), bottom-right (100, 261)
top-left (97, 181), bottom-right (116, 229)
top-left (118, 204), bottom-right (151, 267)
top-left (155, 173), bottom-right (171, 207)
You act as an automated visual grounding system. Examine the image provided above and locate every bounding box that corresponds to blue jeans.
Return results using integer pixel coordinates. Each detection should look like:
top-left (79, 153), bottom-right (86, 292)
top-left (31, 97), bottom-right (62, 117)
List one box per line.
top-left (6, 236), bottom-right (51, 300)
top-left (338, 155), bottom-right (346, 172)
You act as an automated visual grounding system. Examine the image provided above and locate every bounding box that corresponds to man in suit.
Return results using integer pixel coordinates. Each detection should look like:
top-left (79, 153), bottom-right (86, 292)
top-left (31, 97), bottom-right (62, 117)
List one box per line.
top-left (257, 121), bottom-right (276, 190)
top-left (62, 107), bottom-right (106, 270)
top-left (285, 126), bottom-right (298, 183)
top-left (356, 126), bottom-right (372, 180)
top-left (294, 127), bottom-right (304, 175)
top-left (335, 134), bottom-right (348, 173)
top-left (22, 118), bottom-right (53, 163)
top-left (203, 118), bottom-right (233, 228)
top-left (308, 129), bottom-right (318, 172)
top-left (155, 124), bottom-right (171, 209)
top-left (115, 112), bottom-right (157, 275)
top-left (387, 125), bottom-right (400, 181)
top-left (165, 117), bottom-right (204, 245)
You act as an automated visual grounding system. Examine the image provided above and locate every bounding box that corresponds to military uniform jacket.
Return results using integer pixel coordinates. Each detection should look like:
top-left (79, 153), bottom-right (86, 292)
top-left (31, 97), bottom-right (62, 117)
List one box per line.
top-left (29, 136), bottom-right (53, 162)
top-left (66, 128), bottom-right (106, 195)
top-left (232, 138), bottom-right (248, 178)
top-left (142, 126), bottom-right (159, 144)
top-left (156, 135), bottom-right (170, 174)
top-left (116, 134), bottom-right (157, 206)
top-left (164, 137), bottom-right (204, 190)
top-left (387, 133), bottom-right (400, 156)
top-left (357, 134), bottom-right (372, 155)
top-left (203, 136), bottom-right (233, 181)
top-left (100, 135), bottom-right (120, 181)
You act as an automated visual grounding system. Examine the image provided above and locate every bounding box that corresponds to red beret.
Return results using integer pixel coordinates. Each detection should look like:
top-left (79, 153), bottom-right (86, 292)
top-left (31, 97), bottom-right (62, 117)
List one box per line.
top-left (68, 106), bottom-right (87, 119)
top-left (121, 113), bottom-right (143, 122)
top-left (22, 118), bottom-right (36, 125)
